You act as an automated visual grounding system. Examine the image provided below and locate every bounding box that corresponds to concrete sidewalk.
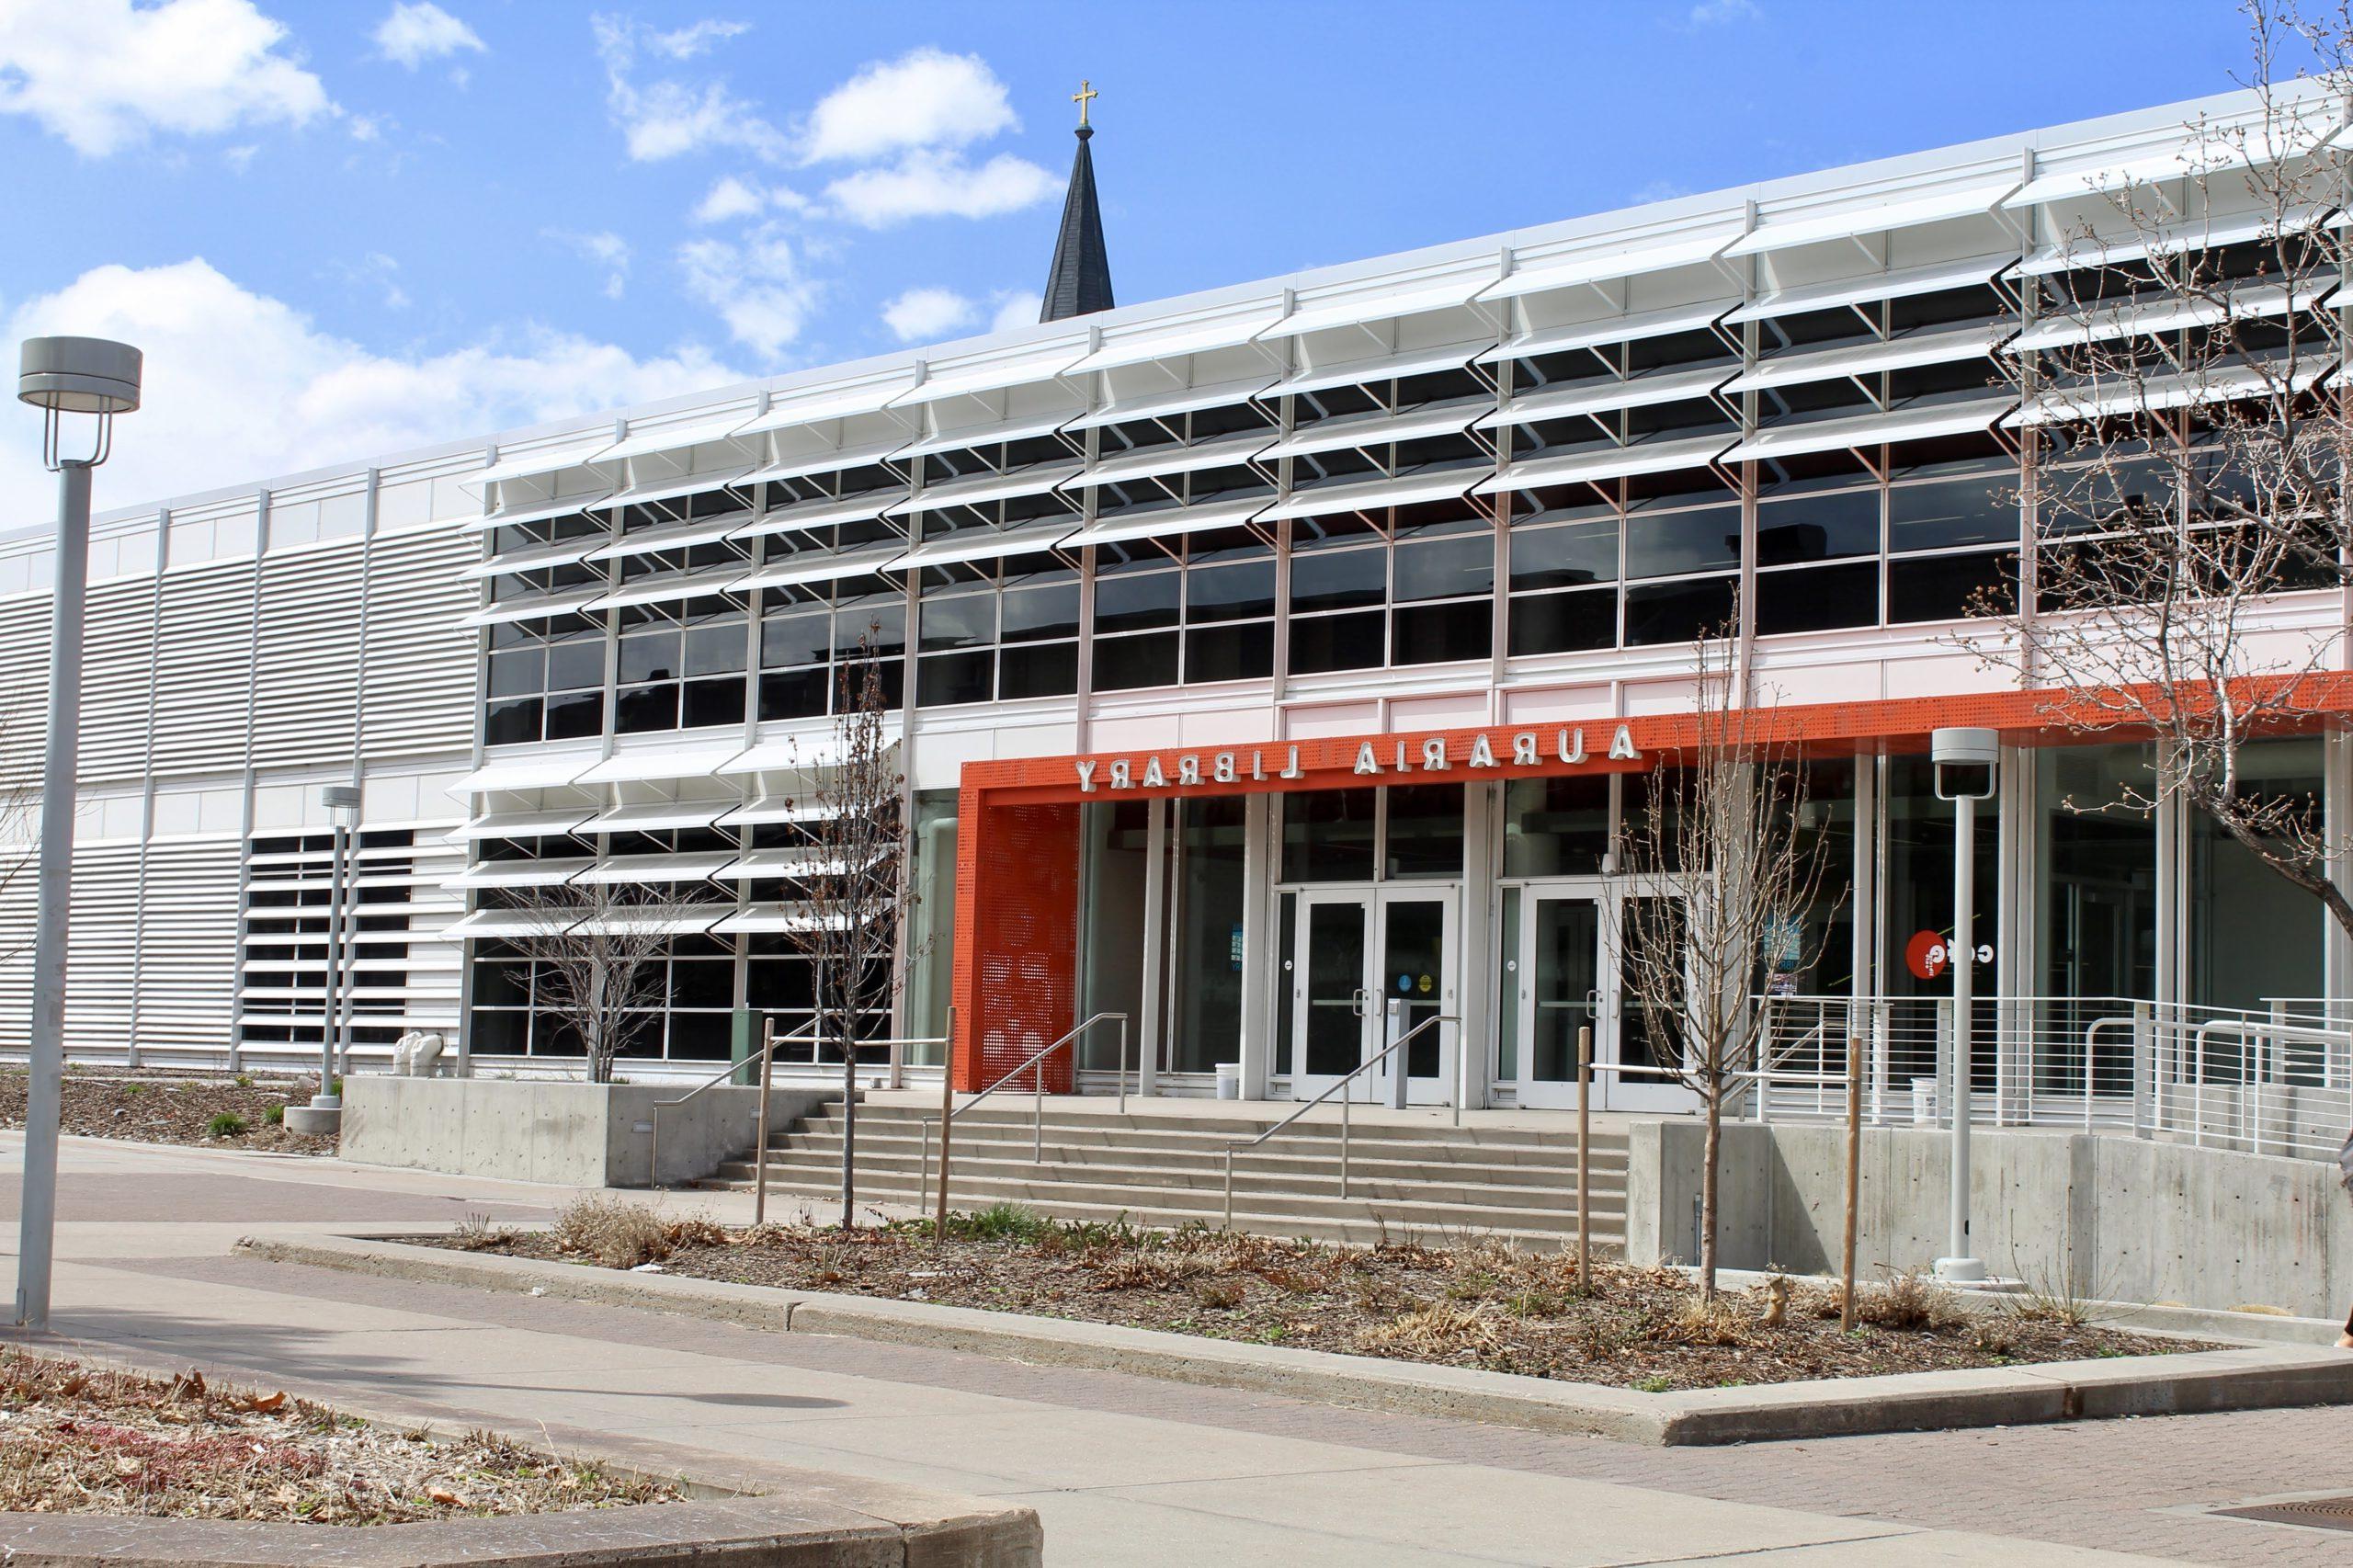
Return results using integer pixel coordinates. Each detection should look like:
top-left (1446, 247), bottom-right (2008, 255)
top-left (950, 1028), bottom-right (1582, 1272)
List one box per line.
top-left (0, 1134), bottom-right (2339, 1564)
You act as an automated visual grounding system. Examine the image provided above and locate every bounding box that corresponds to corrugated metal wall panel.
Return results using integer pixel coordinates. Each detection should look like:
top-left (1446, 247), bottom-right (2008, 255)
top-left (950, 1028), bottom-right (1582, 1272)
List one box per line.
top-left (73, 577), bottom-right (156, 784)
top-left (61, 842), bottom-right (142, 1056)
top-left (149, 561), bottom-right (256, 776)
top-left (0, 597), bottom-right (50, 798)
top-left (133, 836), bottom-right (243, 1054)
top-left (0, 850), bottom-right (35, 1052)
top-left (362, 530), bottom-right (476, 759)
top-left (253, 546), bottom-right (361, 769)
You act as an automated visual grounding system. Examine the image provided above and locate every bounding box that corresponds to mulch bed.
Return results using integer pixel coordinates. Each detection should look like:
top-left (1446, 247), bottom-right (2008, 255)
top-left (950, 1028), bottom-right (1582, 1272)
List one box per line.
top-left (0, 1346), bottom-right (678, 1525)
top-left (438, 1199), bottom-right (2200, 1392)
top-left (0, 1070), bottom-right (334, 1155)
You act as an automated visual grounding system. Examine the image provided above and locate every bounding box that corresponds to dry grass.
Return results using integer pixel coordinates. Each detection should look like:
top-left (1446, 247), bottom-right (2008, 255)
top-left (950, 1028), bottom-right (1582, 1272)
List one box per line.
top-left (547, 1196), bottom-right (724, 1270)
top-left (434, 1203), bottom-right (2196, 1392)
top-left (0, 1347), bottom-right (679, 1525)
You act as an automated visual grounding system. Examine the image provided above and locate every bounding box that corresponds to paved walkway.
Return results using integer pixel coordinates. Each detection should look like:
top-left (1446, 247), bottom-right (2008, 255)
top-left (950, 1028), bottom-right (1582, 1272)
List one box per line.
top-left (0, 1134), bottom-right (2347, 1565)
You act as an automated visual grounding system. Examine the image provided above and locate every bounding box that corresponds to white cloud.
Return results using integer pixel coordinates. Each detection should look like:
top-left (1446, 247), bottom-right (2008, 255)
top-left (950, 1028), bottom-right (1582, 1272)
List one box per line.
top-left (0, 0), bottom-right (335, 156)
top-left (371, 2), bottom-right (484, 68)
top-left (691, 173), bottom-right (809, 223)
top-left (694, 175), bottom-right (764, 223)
top-left (590, 12), bottom-right (783, 163)
top-left (647, 17), bottom-right (746, 60)
top-left (989, 290), bottom-right (1041, 334)
top-left (547, 229), bottom-right (631, 300)
top-left (0, 258), bottom-right (735, 519)
top-left (880, 287), bottom-right (975, 343)
top-left (825, 150), bottom-right (1055, 228)
top-left (801, 47), bottom-right (1016, 164)
top-left (677, 229), bottom-right (815, 359)
top-left (1684, 0), bottom-right (1759, 24)
top-left (335, 251), bottom-right (410, 310)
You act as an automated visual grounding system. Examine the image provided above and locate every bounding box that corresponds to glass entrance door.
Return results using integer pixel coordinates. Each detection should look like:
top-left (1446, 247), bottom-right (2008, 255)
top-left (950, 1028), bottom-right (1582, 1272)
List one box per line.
top-left (1289, 887), bottom-right (1458, 1104)
top-left (1515, 889), bottom-right (1604, 1109)
top-left (1294, 893), bottom-right (1370, 1095)
top-left (1510, 882), bottom-right (1695, 1111)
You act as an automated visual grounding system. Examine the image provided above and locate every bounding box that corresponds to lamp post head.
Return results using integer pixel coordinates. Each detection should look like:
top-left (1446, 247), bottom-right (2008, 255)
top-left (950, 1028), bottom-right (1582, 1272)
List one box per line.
top-left (1931, 726), bottom-right (1999, 802)
top-left (18, 337), bottom-right (142, 415)
top-left (319, 783), bottom-right (361, 827)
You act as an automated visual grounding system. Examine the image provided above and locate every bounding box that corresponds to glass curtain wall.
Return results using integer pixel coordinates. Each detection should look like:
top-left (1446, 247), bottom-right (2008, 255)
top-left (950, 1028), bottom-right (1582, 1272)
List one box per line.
top-left (1170, 797), bottom-right (1249, 1074)
top-left (2187, 735), bottom-right (2326, 1012)
top-left (903, 789), bottom-right (960, 1064)
top-left (1882, 754), bottom-right (2000, 1093)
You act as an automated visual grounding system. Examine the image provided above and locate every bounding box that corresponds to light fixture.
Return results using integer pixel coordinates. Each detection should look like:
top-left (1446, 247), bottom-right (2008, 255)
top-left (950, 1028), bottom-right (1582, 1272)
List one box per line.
top-left (15, 336), bottom-right (142, 1333)
top-left (1929, 725), bottom-right (1998, 1284)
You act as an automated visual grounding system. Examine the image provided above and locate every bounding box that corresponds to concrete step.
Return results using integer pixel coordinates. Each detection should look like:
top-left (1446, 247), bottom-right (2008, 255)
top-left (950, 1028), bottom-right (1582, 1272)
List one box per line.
top-left (709, 1163), bottom-right (1621, 1235)
top-left (819, 1103), bottom-right (1630, 1147)
top-left (733, 1148), bottom-right (1626, 1210)
top-left (722, 1172), bottom-right (1626, 1253)
top-left (766, 1131), bottom-right (1628, 1182)
top-left (788, 1113), bottom-right (1627, 1168)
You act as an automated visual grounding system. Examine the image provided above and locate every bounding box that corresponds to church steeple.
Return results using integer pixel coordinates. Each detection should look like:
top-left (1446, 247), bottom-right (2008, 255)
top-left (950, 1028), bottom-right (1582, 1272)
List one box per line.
top-left (1040, 80), bottom-right (1114, 323)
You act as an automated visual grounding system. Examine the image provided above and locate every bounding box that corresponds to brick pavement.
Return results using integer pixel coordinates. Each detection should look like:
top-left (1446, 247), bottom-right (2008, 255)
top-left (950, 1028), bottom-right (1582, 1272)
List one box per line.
top-left (108, 1252), bottom-right (2353, 1567)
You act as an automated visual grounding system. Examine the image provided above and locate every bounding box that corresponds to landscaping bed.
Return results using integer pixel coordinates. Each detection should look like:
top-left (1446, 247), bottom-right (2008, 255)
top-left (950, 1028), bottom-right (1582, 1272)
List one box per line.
top-left (0, 1346), bottom-right (677, 1524)
top-left (438, 1199), bottom-right (2200, 1392)
top-left (0, 1069), bottom-right (333, 1154)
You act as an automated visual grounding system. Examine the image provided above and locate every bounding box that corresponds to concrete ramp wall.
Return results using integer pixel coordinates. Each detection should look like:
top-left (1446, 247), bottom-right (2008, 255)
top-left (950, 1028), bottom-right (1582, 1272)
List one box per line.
top-left (1625, 1119), bottom-right (2353, 1320)
top-left (342, 1077), bottom-right (835, 1188)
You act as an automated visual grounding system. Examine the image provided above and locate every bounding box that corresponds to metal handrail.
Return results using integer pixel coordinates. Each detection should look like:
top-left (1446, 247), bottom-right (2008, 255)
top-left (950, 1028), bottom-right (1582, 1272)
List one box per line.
top-left (647, 1016), bottom-right (820, 1187)
top-left (1221, 1011), bottom-right (1454, 1228)
top-left (921, 1012), bottom-right (1130, 1218)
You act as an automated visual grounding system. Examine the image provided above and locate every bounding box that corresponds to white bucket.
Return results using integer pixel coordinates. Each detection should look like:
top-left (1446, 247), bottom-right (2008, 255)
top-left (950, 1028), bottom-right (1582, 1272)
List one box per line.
top-left (1214, 1062), bottom-right (1241, 1100)
top-left (1910, 1076), bottom-right (1938, 1125)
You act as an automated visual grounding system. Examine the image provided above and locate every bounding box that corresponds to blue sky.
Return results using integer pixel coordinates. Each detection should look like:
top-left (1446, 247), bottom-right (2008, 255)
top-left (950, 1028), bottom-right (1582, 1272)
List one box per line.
top-left (0, 0), bottom-right (2279, 516)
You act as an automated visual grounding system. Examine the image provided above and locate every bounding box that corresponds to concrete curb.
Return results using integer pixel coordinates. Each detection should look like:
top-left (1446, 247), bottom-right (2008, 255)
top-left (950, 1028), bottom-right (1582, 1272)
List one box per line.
top-left (0, 1334), bottom-right (1042, 1567)
top-left (235, 1231), bottom-right (2353, 1447)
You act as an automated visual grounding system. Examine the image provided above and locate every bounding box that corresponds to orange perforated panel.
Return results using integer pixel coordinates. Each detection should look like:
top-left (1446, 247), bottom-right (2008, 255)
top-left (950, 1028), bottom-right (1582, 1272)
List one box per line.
top-left (950, 795), bottom-right (1080, 1094)
top-left (947, 677), bottom-right (2353, 1096)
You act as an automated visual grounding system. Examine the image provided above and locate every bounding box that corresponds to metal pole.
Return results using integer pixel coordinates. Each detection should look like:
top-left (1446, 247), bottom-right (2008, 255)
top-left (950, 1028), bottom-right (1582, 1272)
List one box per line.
top-left (935, 1006), bottom-right (954, 1242)
top-left (1841, 1031), bottom-right (1862, 1331)
top-left (320, 817), bottom-right (347, 1096)
top-left (1575, 1023), bottom-right (1592, 1293)
top-left (16, 461), bottom-right (90, 1332)
top-left (754, 1016), bottom-right (774, 1228)
top-left (1939, 793), bottom-right (1984, 1281)
top-left (1340, 1086), bottom-right (1350, 1199)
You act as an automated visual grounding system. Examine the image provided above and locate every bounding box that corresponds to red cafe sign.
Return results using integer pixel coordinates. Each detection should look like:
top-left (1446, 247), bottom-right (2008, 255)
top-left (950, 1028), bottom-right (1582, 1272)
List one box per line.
top-left (1074, 724), bottom-right (1643, 792)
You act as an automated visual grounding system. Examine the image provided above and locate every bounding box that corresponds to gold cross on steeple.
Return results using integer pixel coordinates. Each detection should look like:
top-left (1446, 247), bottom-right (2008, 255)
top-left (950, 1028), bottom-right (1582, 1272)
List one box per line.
top-left (1073, 79), bottom-right (1097, 128)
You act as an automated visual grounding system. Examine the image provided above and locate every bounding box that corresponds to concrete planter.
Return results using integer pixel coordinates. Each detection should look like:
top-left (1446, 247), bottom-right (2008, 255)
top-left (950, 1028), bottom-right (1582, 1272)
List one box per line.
top-left (1624, 1119), bottom-right (2353, 1319)
top-left (339, 1076), bottom-right (833, 1188)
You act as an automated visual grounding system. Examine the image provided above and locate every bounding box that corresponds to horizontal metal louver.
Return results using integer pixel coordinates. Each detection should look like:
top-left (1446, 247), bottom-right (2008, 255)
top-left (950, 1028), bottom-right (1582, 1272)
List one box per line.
top-left (74, 577), bottom-right (157, 785)
top-left (148, 560), bottom-right (257, 775)
top-left (0, 849), bottom-right (35, 1053)
top-left (0, 599), bottom-right (51, 797)
top-left (61, 842), bottom-right (142, 1057)
top-left (234, 826), bottom-right (465, 1067)
top-left (252, 545), bottom-right (360, 768)
top-left (362, 530), bottom-right (477, 759)
top-left (131, 836), bottom-right (242, 1056)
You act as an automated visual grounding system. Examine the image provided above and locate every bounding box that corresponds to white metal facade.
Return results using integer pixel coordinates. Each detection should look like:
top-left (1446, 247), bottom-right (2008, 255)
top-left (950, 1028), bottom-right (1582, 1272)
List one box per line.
top-left (0, 84), bottom-right (2344, 1079)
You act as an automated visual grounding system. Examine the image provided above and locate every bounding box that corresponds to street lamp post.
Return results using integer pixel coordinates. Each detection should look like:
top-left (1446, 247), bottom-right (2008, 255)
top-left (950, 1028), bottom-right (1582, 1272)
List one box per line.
top-left (14, 336), bottom-right (142, 1332)
top-left (315, 784), bottom-right (362, 1116)
top-left (1930, 725), bottom-right (1997, 1285)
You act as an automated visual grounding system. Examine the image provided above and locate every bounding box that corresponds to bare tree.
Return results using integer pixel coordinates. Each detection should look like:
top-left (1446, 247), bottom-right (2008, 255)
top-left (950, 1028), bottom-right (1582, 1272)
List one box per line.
top-left (1609, 635), bottom-right (1840, 1301)
top-left (1975, 0), bottom-right (2353, 940)
top-left (499, 880), bottom-right (675, 1084)
top-left (779, 638), bottom-right (910, 1230)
